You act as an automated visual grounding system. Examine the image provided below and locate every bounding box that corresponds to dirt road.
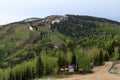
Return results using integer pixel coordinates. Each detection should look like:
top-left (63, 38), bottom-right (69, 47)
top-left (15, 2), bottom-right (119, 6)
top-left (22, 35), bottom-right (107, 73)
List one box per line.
top-left (61, 62), bottom-right (120, 80)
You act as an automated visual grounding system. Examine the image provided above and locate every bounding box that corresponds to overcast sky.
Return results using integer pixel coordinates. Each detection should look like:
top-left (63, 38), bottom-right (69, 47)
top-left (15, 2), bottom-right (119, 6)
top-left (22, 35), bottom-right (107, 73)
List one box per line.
top-left (0, 0), bottom-right (120, 24)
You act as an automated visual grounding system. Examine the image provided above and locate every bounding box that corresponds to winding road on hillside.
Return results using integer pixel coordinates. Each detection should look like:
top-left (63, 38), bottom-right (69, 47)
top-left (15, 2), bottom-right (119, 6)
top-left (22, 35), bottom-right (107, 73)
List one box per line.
top-left (44, 62), bottom-right (120, 80)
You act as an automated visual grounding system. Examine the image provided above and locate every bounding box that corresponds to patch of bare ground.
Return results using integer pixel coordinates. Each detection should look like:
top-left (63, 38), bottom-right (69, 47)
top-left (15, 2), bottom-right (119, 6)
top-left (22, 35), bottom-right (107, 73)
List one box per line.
top-left (110, 62), bottom-right (120, 74)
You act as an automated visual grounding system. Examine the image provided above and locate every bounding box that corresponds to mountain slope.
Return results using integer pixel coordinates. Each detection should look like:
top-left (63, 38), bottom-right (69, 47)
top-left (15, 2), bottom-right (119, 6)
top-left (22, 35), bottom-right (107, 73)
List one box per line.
top-left (0, 15), bottom-right (120, 80)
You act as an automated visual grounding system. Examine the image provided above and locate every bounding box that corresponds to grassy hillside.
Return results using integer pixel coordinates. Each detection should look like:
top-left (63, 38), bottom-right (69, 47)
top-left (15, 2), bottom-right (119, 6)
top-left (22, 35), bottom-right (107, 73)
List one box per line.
top-left (0, 15), bottom-right (120, 80)
top-left (0, 24), bottom-right (30, 60)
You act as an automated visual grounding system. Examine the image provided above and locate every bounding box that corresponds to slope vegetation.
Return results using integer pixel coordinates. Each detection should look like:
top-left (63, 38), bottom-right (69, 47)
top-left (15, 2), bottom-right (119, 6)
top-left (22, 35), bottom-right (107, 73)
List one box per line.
top-left (0, 15), bottom-right (120, 80)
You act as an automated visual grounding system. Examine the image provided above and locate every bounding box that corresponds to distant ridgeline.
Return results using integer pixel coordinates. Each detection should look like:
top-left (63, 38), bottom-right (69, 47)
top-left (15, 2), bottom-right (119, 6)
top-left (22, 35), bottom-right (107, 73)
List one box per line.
top-left (0, 14), bottom-right (120, 80)
top-left (51, 14), bottom-right (120, 37)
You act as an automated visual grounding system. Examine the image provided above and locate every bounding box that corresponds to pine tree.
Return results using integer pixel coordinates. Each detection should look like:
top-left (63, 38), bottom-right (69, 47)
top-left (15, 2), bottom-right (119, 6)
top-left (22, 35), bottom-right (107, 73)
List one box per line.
top-left (104, 51), bottom-right (109, 61)
top-left (99, 49), bottom-right (104, 65)
top-left (72, 54), bottom-right (76, 65)
top-left (36, 56), bottom-right (44, 78)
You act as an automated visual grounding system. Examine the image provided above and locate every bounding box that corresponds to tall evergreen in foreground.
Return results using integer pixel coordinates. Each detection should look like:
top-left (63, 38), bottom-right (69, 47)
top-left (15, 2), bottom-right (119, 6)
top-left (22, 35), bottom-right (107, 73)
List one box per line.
top-left (104, 51), bottom-right (109, 61)
top-left (36, 56), bottom-right (44, 78)
top-left (99, 50), bottom-right (104, 65)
